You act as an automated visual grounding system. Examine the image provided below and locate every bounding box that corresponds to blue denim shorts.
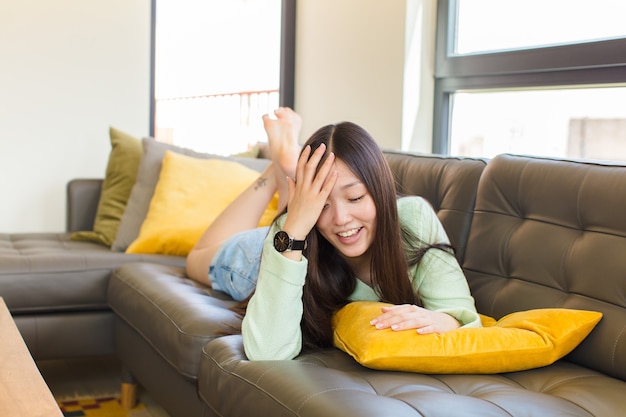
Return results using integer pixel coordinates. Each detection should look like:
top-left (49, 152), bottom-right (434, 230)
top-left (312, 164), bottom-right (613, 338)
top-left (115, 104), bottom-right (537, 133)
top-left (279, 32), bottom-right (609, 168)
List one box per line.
top-left (208, 227), bottom-right (270, 301)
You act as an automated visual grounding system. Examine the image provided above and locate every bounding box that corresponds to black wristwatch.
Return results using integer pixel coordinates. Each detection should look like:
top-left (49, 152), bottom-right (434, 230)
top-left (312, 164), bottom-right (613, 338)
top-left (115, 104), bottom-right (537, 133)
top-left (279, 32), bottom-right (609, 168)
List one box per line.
top-left (273, 230), bottom-right (306, 252)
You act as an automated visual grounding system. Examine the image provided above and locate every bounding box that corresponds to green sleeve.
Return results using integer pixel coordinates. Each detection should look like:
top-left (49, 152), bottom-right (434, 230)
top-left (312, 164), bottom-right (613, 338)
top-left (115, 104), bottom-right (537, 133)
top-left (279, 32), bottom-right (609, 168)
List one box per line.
top-left (242, 216), bottom-right (309, 360)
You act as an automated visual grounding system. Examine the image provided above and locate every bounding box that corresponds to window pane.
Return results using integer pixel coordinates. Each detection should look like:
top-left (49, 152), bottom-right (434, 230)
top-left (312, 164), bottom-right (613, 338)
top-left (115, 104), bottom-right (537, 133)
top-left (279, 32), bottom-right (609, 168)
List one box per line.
top-left (450, 87), bottom-right (626, 161)
top-left (154, 0), bottom-right (281, 155)
top-left (455, 0), bottom-right (626, 55)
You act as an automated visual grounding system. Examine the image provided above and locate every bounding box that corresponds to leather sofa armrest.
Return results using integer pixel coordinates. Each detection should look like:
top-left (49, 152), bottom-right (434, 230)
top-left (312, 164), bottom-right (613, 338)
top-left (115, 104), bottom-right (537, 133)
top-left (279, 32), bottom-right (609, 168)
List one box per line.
top-left (66, 179), bottom-right (103, 232)
top-left (202, 334), bottom-right (247, 367)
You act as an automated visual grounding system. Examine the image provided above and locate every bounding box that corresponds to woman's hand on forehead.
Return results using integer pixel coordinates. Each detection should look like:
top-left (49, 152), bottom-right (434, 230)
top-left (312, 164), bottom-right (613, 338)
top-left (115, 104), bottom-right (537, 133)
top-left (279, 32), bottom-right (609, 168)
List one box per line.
top-left (282, 144), bottom-right (338, 240)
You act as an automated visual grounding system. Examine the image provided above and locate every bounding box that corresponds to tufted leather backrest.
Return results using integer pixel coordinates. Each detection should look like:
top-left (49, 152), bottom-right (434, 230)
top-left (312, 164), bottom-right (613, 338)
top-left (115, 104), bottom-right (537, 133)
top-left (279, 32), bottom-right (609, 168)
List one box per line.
top-left (464, 154), bottom-right (626, 381)
top-left (384, 151), bottom-right (487, 264)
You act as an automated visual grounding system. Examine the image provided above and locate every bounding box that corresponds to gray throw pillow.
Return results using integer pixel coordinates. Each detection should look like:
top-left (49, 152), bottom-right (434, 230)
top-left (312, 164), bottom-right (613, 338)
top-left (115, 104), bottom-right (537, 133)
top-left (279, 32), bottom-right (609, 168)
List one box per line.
top-left (111, 138), bottom-right (269, 252)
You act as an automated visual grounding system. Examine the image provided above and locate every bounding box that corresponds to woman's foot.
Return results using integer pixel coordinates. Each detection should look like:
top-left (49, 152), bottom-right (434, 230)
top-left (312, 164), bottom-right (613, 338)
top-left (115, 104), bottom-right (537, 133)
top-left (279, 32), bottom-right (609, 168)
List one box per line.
top-left (263, 107), bottom-right (302, 179)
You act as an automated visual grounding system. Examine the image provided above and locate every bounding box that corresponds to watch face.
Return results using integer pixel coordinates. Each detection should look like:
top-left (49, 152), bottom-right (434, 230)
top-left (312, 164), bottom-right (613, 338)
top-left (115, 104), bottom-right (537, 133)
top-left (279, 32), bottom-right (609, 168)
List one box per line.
top-left (273, 230), bottom-right (290, 252)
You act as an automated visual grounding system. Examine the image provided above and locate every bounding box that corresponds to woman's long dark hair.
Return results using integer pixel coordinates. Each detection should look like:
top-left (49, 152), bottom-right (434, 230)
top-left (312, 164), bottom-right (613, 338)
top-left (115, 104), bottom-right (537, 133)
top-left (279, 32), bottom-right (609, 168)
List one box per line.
top-left (299, 122), bottom-right (417, 350)
top-left (234, 121), bottom-right (454, 351)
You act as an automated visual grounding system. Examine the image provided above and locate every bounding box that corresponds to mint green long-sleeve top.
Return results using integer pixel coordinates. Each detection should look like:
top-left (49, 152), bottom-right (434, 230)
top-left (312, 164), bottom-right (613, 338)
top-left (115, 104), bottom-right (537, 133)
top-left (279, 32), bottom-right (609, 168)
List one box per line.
top-left (242, 196), bottom-right (481, 361)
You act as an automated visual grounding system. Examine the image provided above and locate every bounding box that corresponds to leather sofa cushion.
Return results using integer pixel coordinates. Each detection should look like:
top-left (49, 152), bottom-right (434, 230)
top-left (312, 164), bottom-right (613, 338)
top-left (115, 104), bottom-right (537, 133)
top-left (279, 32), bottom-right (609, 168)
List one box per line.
top-left (108, 262), bottom-right (241, 379)
top-left (0, 233), bottom-right (184, 314)
top-left (383, 151), bottom-right (486, 263)
top-left (200, 334), bottom-right (626, 417)
top-left (464, 154), bottom-right (626, 381)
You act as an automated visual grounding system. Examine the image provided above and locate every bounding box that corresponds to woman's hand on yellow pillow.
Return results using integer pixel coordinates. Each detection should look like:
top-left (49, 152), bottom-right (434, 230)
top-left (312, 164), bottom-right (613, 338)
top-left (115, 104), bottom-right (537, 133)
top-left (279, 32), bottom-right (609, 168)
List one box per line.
top-left (369, 304), bottom-right (460, 334)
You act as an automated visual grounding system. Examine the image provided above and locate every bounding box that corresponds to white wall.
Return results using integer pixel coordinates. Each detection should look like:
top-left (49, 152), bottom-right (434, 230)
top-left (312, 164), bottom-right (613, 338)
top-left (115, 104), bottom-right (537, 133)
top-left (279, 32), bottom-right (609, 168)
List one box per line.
top-left (294, 0), bottom-right (407, 149)
top-left (402, 0), bottom-right (437, 153)
top-left (0, 0), bottom-right (151, 232)
top-left (294, 0), bottom-right (436, 153)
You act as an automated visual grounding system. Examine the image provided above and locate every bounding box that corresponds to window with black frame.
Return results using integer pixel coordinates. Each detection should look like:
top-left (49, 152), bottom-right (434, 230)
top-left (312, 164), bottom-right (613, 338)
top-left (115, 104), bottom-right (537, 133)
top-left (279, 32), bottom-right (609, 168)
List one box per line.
top-left (433, 0), bottom-right (626, 161)
top-left (150, 0), bottom-right (295, 155)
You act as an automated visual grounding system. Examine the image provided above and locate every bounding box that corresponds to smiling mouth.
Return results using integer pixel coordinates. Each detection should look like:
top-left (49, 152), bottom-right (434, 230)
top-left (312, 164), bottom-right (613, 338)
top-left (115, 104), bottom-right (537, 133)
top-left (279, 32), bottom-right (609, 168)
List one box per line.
top-left (337, 227), bottom-right (361, 238)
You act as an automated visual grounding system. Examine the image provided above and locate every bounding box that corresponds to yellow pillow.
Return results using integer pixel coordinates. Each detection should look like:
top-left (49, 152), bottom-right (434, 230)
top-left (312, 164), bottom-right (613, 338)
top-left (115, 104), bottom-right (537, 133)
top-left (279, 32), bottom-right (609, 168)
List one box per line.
top-left (126, 151), bottom-right (278, 256)
top-left (332, 301), bottom-right (602, 374)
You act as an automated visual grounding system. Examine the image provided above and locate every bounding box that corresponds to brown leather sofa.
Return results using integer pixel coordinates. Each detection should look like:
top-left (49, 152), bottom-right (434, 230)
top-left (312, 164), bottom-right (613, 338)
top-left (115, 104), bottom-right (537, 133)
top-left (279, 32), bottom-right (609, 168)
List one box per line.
top-left (198, 153), bottom-right (626, 416)
top-left (0, 179), bottom-right (185, 360)
top-left (2, 151), bottom-right (625, 416)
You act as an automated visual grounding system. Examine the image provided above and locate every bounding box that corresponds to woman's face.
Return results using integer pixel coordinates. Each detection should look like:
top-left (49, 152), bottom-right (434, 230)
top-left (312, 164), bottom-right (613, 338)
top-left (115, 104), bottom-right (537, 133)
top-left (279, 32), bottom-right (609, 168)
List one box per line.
top-left (315, 159), bottom-right (377, 268)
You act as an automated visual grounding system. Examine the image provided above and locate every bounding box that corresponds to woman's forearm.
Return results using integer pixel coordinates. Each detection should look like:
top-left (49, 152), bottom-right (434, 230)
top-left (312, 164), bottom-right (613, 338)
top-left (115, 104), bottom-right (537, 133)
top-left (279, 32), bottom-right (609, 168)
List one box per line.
top-left (242, 237), bottom-right (308, 360)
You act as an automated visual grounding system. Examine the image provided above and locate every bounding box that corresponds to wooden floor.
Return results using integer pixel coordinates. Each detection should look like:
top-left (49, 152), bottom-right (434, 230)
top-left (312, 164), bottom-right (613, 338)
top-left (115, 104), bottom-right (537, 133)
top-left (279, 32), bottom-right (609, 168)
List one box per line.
top-left (37, 355), bottom-right (171, 417)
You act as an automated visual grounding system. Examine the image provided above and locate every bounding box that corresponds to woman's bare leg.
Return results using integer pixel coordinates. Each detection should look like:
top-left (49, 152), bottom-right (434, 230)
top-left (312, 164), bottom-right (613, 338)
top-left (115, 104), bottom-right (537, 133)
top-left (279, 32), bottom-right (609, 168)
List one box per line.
top-left (186, 107), bottom-right (302, 285)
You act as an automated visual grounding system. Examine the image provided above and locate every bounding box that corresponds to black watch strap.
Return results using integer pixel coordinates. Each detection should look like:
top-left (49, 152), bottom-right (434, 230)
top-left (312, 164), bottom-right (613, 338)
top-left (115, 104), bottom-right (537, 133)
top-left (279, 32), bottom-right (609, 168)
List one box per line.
top-left (273, 230), bottom-right (306, 252)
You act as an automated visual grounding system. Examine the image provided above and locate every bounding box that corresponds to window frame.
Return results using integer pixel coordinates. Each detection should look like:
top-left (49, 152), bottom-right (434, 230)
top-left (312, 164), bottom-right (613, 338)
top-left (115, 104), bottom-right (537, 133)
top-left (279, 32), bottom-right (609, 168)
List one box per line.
top-left (433, 0), bottom-right (626, 154)
top-left (148, 0), bottom-right (296, 137)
